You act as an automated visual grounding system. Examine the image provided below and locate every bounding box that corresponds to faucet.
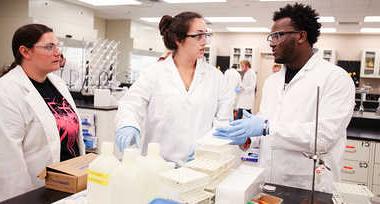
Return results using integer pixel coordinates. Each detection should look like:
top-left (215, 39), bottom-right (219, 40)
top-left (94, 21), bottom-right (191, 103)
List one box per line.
top-left (98, 71), bottom-right (109, 88)
top-left (358, 92), bottom-right (366, 114)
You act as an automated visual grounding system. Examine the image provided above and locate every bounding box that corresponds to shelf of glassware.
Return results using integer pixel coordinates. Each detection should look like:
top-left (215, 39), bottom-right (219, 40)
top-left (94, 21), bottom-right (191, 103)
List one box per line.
top-left (360, 50), bottom-right (380, 78)
top-left (230, 47), bottom-right (255, 71)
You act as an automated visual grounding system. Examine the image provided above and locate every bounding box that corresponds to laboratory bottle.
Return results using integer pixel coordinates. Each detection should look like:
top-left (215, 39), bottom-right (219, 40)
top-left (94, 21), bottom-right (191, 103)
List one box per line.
top-left (138, 143), bottom-right (174, 203)
top-left (109, 148), bottom-right (144, 204)
top-left (87, 142), bottom-right (120, 204)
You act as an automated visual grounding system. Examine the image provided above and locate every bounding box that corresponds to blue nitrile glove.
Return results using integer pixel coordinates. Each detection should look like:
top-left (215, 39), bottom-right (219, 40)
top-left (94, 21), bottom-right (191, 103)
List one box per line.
top-left (213, 110), bottom-right (266, 145)
top-left (234, 86), bottom-right (241, 94)
top-left (186, 147), bottom-right (195, 162)
top-left (115, 126), bottom-right (141, 151)
top-left (149, 198), bottom-right (179, 204)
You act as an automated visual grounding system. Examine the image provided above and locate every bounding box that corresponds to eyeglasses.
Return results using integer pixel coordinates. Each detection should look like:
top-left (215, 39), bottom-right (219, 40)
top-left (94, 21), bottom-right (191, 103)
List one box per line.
top-left (33, 42), bottom-right (63, 53)
top-left (185, 32), bottom-right (213, 41)
top-left (266, 31), bottom-right (301, 44)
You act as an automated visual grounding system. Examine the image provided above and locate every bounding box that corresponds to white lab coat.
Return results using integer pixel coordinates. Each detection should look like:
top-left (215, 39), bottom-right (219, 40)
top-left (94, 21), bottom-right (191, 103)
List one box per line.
top-left (224, 68), bottom-right (241, 109)
top-left (258, 53), bottom-right (355, 193)
top-left (0, 66), bottom-right (85, 201)
top-left (237, 68), bottom-right (256, 110)
top-left (116, 56), bottom-right (233, 163)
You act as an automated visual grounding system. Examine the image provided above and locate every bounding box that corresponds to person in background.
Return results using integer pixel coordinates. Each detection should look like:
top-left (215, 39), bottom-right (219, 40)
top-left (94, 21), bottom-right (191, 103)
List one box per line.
top-left (115, 12), bottom-right (233, 164)
top-left (224, 67), bottom-right (241, 119)
top-left (214, 3), bottom-right (355, 193)
top-left (0, 24), bottom-right (85, 201)
top-left (235, 60), bottom-right (257, 119)
top-left (158, 50), bottom-right (172, 62)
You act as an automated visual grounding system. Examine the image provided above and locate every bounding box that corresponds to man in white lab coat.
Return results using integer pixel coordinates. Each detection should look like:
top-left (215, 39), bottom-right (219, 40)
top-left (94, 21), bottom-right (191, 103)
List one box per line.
top-left (214, 3), bottom-right (355, 193)
top-left (235, 60), bottom-right (256, 119)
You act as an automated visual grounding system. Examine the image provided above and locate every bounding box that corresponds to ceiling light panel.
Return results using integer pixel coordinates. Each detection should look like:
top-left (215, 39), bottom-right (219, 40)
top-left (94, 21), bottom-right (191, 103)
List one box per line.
top-left (320, 28), bottom-right (336, 33)
top-left (205, 17), bottom-right (256, 23)
top-left (360, 28), bottom-right (380, 33)
top-left (140, 17), bottom-right (161, 23)
top-left (364, 16), bottom-right (380, 22)
top-left (162, 0), bottom-right (226, 3)
top-left (318, 16), bottom-right (335, 23)
top-left (259, 0), bottom-right (294, 2)
top-left (78, 0), bottom-right (141, 6)
top-left (226, 27), bottom-right (270, 32)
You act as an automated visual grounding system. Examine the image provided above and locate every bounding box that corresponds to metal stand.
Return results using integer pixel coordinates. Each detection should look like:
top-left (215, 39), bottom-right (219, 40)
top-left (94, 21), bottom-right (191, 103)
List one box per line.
top-left (302, 86), bottom-right (330, 204)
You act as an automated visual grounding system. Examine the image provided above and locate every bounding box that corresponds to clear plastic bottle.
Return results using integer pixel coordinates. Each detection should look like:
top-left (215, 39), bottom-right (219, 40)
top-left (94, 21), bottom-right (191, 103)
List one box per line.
top-left (138, 143), bottom-right (174, 203)
top-left (87, 142), bottom-right (120, 204)
top-left (110, 148), bottom-right (144, 204)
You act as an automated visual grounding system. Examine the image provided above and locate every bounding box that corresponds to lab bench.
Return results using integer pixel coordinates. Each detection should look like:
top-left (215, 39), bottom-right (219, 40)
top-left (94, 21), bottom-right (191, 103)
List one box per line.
top-left (0, 183), bottom-right (333, 204)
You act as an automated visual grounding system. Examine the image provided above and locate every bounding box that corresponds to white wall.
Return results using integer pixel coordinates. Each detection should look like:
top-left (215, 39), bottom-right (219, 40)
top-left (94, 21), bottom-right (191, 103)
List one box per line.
top-left (130, 21), bottom-right (165, 52)
top-left (30, 0), bottom-right (97, 41)
top-left (94, 16), bottom-right (106, 39)
top-left (106, 19), bottom-right (133, 83)
top-left (0, 0), bottom-right (32, 67)
top-left (0, 0), bottom-right (99, 66)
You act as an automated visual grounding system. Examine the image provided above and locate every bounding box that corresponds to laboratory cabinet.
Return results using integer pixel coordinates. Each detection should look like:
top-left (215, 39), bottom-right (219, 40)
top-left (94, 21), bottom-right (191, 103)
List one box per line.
top-left (204, 45), bottom-right (216, 66)
top-left (360, 50), bottom-right (380, 78)
top-left (373, 143), bottom-right (380, 196)
top-left (341, 139), bottom-right (380, 194)
top-left (230, 47), bottom-right (256, 71)
top-left (318, 48), bottom-right (336, 65)
top-left (77, 107), bottom-right (117, 152)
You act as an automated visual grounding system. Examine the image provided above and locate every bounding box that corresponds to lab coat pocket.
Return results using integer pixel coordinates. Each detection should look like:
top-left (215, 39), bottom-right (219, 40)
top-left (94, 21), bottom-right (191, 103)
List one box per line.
top-left (24, 145), bottom-right (53, 187)
top-left (23, 119), bottom-right (49, 150)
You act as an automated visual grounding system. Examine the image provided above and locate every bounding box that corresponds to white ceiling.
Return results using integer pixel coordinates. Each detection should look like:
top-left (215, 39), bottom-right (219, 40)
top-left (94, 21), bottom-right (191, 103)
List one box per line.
top-left (64, 0), bottom-right (380, 34)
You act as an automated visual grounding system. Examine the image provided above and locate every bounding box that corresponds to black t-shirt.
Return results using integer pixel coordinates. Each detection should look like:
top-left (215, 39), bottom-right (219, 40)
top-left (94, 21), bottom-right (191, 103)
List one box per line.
top-left (285, 67), bottom-right (301, 84)
top-left (30, 78), bottom-right (80, 161)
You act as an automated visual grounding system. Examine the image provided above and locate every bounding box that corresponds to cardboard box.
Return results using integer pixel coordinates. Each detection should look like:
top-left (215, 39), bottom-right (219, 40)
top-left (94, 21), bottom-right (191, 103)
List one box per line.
top-left (40, 153), bottom-right (97, 193)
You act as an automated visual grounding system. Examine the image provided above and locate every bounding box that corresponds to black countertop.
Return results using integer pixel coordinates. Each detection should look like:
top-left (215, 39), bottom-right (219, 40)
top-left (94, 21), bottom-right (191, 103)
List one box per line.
top-left (265, 183), bottom-right (332, 204)
top-left (347, 112), bottom-right (380, 142)
top-left (1, 183), bottom-right (333, 204)
top-left (1, 188), bottom-right (70, 204)
top-left (76, 103), bottom-right (118, 111)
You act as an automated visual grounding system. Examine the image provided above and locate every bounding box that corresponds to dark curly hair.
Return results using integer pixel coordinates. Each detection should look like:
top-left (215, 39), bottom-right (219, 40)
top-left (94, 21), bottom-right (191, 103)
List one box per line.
top-left (159, 11), bottom-right (203, 50)
top-left (273, 3), bottom-right (321, 46)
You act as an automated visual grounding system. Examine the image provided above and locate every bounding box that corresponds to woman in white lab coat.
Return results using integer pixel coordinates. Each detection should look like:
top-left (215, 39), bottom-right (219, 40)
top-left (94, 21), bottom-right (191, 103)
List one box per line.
top-left (115, 12), bottom-right (233, 164)
top-left (0, 24), bottom-right (85, 201)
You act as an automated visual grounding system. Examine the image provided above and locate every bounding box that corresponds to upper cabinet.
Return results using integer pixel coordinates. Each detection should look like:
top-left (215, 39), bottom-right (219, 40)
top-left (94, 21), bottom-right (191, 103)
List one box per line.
top-left (361, 50), bottom-right (380, 78)
top-left (230, 47), bottom-right (256, 71)
top-left (321, 49), bottom-right (336, 65)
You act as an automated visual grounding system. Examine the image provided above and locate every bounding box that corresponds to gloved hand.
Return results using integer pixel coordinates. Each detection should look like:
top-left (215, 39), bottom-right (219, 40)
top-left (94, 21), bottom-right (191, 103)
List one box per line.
top-left (149, 198), bottom-right (179, 204)
top-left (186, 147), bottom-right (195, 162)
top-left (234, 86), bottom-right (241, 94)
top-left (115, 126), bottom-right (141, 151)
top-left (213, 110), bottom-right (266, 145)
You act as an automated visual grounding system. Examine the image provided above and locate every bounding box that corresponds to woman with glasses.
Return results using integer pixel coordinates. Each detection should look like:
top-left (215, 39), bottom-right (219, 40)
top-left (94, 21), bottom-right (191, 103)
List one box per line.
top-left (115, 11), bottom-right (233, 164)
top-left (0, 24), bottom-right (85, 201)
